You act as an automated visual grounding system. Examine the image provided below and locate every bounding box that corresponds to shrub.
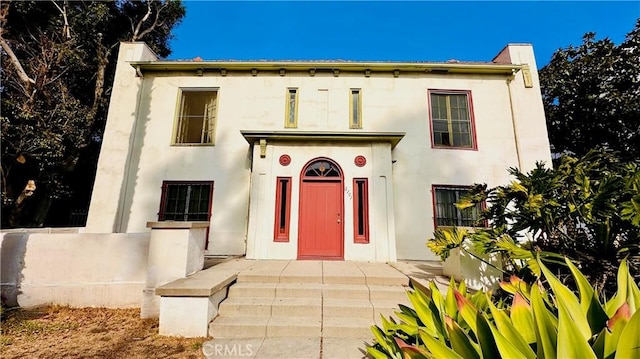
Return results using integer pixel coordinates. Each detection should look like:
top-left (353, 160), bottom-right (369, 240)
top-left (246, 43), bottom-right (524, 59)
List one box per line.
top-left (428, 149), bottom-right (640, 295)
top-left (367, 258), bottom-right (640, 359)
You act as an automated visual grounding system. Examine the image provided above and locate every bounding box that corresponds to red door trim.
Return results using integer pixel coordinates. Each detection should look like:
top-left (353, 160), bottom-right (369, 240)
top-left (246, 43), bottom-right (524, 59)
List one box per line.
top-left (297, 157), bottom-right (344, 260)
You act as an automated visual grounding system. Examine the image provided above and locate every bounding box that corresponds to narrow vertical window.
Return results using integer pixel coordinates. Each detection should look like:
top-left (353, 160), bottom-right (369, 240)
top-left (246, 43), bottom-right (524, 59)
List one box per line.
top-left (285, 88), bottom-right (298, 128)
top-left (274, 177), bottom-right (292, 242)
top-left (353, 178), bottom-right (369, 243)
top-left (350, 89), bottom-right (362, 129)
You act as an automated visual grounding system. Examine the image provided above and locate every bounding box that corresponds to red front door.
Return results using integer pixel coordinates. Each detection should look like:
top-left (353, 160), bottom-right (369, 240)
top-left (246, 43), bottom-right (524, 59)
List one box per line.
top-left (298, 180), bottom-right (343, 259)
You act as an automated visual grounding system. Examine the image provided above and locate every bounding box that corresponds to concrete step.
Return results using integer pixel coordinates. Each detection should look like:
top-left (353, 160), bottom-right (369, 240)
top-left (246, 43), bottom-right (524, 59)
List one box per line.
top-left (229, 282), bottom-right (407, 301)
top-left (323, 317), bottom-right (374, 338)
top-left (208, 261), bottom-right (417, 342)
top-left (323, 262), bottom-right (367, 285)
top-left (322, 283), bottom-right (369, 299)
top-left (323, 298), bottom-right (373, 319)
top-left (235, 260), bottom-right (289, 284)
top-left (275, 282), bottom-right (323, 298)
top-left (357, 263), bottom-right (410, 286)
top-left (217, 297), bottom-right (273, 316)
top-left (266, 316), bottom-right (322, 337)
top-left (237, 272), bottom-right (281, 283)
top-left (279, 260), bottom-right (322, 283)
top-left (372, 299), bottom-right (411, 325)
top-left (368, 285), bottom-right (410, 301)
top-left (227, 282), bottom-right (277, 298)
top-left (322, 337), bottom-right (374, 359)
top-left (271, 297), bottom-right (322, 317)
top-left (209, 315), bottom-right (269, 338)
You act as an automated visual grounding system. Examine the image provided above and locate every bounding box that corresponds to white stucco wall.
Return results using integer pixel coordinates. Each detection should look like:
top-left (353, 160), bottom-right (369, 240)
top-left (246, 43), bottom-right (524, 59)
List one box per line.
top-left (0, 232), bottom-right (149, 308)
top-left (245, 142), bottom-right (396, 261)
top-left (85, 43), bottom-right (159, 234)
top-left (85, 43), bottom-right (552, 262)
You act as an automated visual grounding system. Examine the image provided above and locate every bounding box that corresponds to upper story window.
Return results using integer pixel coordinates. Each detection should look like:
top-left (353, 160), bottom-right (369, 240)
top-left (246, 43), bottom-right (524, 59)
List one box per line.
top-left (429, 90), bottom-right (476, 149)
top-left (350, 89), bottom-right (362, 129)
top-left (174, 89), bottom-right (218, 145)
top-left (433, 186), bottom-right (485, 228)
top-left (285, 88), bottom-right (298, 128)
top-left (159, 181), bottom-right (214, 221)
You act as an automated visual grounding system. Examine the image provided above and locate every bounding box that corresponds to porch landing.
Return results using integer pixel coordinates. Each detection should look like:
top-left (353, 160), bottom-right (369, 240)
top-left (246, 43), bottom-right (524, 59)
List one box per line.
top-left (200, 259), bottom-right (444, 358)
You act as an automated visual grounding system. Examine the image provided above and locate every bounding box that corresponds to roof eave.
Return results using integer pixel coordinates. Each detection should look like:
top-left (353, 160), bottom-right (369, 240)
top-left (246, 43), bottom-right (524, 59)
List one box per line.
top-left (130, 61), bottom-right (522, 75)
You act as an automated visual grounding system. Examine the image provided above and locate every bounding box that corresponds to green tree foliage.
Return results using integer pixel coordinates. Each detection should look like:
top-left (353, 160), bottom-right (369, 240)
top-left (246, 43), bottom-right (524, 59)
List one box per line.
top-left (367, 258), bottom-right (640, 359)
top-left (540, 20), bottom-right (640, 160)
top-left (0, 0), bottom-right (185, 227)
top-left (428, 149), bottom-right (640, 295)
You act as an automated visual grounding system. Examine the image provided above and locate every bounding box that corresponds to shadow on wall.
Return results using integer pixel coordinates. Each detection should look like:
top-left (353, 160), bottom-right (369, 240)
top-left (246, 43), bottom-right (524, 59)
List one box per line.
top-left (113, 71), bottom-right (151, 233)
top-left (0, 233), bottom-right (28, 307)
top-left (115, 75), bottom-right (252, 255)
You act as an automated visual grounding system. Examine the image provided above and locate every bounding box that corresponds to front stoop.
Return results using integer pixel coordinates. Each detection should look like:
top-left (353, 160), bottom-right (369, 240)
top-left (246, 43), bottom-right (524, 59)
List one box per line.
top-left (208, 261), bottom-right (412, 345)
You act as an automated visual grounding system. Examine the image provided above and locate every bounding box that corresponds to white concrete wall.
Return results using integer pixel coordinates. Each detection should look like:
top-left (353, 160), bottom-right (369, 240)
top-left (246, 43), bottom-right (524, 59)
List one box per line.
top-left (85, 43), bottom-right (552, 261)
top-left (502, 44), bottom-right (553, 172)
top-left (85, 42), bottom-right (159, 233)
top-left (0, 232), bottom-right (149, 308)
top-left (442, 246), bottom-right (503, 291)
top-left (245, 142), bottom-right (396, 261)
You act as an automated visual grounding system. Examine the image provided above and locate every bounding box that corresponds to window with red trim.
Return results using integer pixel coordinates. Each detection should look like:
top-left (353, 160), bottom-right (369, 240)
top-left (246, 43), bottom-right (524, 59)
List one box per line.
top-left (428, 90), bottom-right (477, 149)
top-left (158, 181), bottom-right (213, 221)
top-left (433, 186), bottom-right (485, 228)
top-left (353, 178), bottom-right (369, 243)
top-left (274, 177), bottom-right (292, 242)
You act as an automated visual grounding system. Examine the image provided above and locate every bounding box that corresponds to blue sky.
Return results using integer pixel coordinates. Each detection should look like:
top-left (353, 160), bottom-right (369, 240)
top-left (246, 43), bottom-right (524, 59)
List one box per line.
top-left (168, 1), bottom-right (640, 68)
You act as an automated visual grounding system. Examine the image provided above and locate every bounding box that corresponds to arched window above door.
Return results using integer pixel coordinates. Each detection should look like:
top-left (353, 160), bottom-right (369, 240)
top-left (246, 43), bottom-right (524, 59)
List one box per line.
top-left (302, 158), bottom-right (342, 178)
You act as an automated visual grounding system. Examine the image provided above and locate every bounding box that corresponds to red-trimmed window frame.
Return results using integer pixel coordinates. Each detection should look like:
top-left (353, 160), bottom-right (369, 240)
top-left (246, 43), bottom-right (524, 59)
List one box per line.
top-left (431, 184), bottom-right (487, 229)
top-left (427, 89), bottom-right (478, 151)
top-left (274, 177), bottom-right (292, 242)
top-left (353, 178), bottom-right (370, 244)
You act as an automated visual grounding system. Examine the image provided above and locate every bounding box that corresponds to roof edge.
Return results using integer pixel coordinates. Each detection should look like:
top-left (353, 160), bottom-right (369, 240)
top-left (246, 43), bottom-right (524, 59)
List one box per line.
top-left (130, 61), bottom-right (522, 76)
top-left (240, 130), bottom-right (406, 149)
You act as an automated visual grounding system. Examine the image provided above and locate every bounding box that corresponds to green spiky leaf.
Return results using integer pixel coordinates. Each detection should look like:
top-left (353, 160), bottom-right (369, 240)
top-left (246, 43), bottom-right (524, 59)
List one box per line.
top-left (614, 308), bottom-right (640, 358)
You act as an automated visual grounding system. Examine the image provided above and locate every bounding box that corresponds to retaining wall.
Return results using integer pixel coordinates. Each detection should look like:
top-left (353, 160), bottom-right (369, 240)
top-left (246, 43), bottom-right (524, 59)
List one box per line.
top-left (1, 232), bottom-right (150, 308)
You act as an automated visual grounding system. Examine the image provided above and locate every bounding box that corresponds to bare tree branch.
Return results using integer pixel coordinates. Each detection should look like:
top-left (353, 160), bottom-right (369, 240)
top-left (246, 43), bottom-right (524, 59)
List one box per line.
top-left (0, 2), bottom-right (7, 36)
top-left (93, 41), bottom-right (109, 114)
top-left (0, 2), bottom-right (35, 87)
top-left (133, 1), bottom-right (168, 41)
top-left (51, 0), bottom-right (71, 39)
top-left (14, 180), bottom-right (35, 206)
top-left (44, 66), bottom-right (71, 86)
top-left (132, 0), bottom-right (153, 41)
top-left (0, 37), bottom-right (36, 86)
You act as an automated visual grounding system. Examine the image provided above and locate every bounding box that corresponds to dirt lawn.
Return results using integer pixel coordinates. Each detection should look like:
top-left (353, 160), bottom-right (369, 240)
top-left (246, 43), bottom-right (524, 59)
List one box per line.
top-left (1, 305), bottom-right (207, 358)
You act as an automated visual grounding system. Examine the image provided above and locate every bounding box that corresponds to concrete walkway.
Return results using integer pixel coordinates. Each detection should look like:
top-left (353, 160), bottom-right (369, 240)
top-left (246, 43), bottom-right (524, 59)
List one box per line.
top-left (202, 259), bottom-right (444, 359)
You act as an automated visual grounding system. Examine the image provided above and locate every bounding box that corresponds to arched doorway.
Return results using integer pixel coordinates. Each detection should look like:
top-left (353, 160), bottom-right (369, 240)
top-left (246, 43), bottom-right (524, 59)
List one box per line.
top-left (297, 157), bottom-right (344, 259)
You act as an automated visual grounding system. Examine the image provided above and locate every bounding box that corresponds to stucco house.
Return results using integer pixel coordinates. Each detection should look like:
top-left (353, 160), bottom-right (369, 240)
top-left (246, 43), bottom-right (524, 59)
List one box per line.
top-left (84, 42), bottom-right (551, 263)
